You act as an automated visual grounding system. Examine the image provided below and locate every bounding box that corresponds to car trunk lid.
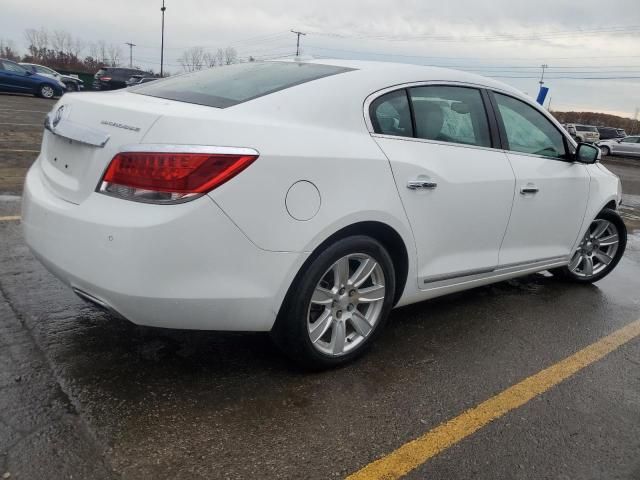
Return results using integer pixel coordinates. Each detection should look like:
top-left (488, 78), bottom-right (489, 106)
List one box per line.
top-left (39, 92), bottom-right (164, 204)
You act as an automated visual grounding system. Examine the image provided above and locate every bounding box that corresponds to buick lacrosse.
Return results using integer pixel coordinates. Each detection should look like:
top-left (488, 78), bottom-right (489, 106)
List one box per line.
top-left (22, 59), bottom-right (627, 368)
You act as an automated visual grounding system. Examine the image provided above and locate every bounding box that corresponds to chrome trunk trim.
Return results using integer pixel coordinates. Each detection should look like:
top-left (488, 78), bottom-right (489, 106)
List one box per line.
top-left (44, 114), bottom-right (110, 148)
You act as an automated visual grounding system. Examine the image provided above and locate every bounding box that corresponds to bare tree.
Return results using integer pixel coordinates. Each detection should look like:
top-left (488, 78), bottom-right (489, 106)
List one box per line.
top-left (106, 43), bottom-right (122, 67)
top-left (224, 46), bottom-right (237, 65)
top-left (71, 37), bottom-right (85, 58)
top-left (215, 48), bottom-right (224, 67)
top-left (203, 51), bottom-right (217, 67)
top-left (0, 38), bottom-right (20, 61)
top-left (24, 27), bottom-right (49, 60)
top-left (178, 46), bottom-right (206, 72)
top-left (51, 30), bottom-right (72, 54)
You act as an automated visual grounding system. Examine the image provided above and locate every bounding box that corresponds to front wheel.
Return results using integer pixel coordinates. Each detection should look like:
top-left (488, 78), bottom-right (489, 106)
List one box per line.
top-left (272, 236), bottom-right (396, 369)
top-left (37, 84), bottom-right (55, 99)
top-left (554, 208), bottom-right (626, 283)
top-left (600, 145), bottom-right (610, 156)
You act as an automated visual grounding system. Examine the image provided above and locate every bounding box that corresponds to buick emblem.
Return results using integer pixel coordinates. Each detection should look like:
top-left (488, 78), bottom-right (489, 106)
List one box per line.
top-left (53, 105), bottom-right (65, 128)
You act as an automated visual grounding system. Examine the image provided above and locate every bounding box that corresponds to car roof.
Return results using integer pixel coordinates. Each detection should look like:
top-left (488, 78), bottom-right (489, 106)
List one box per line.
top-left (272, 58), bottom-right (525, 99)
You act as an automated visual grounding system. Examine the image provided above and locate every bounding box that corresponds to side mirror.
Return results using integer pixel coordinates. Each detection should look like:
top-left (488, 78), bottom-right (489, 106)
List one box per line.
top-left (575, 143), bottom-right (599, 164)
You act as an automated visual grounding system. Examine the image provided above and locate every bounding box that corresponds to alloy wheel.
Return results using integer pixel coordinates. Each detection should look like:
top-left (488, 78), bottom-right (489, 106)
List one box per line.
top-left (307, 253), bottom-right (386, 356)
top-left (41, 85), bottom-right (54, 98)
top-left (568, 219), bottom-right (620, 278)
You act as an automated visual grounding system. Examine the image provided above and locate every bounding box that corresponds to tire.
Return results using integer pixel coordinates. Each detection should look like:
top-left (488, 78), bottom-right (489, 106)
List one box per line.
top-left (600, 145), bottom-right (610, 156)
top-left (37, 84), bottom-right (55, 99)
top-left (553, 208), bottom-right (626, 283)
top-left (271, 235), bottom-right (396, 370)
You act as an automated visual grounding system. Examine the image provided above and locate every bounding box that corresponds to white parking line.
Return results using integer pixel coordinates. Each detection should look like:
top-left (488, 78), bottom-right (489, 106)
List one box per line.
top-left (0, 122), bottom-right (41, 127)
top-left (0, 149), bottom-right (40, 153)
top-left (0, 108), bottom-right (49, 114)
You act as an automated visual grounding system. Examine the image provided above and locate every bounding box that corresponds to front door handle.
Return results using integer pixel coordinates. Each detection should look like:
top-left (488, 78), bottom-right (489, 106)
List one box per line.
top-left (520, 184), bottom-right (539, 195)
top-left (407, 180), bottom-right (438, 190)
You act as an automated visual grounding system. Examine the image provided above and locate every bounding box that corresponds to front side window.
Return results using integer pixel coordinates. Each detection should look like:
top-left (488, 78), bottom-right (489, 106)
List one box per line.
top-left (621, 137), bottom-right (639, 143)
top-left (370, 90), bottom-right (413, 137)
top-left (408, 86), bottom-right (491, 148)
top-left (494, 93), bottom-right (567, 159)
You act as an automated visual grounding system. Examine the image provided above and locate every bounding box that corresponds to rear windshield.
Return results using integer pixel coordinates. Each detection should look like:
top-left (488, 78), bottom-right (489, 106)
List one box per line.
top-left (132, 61), bottom-right (355, 108)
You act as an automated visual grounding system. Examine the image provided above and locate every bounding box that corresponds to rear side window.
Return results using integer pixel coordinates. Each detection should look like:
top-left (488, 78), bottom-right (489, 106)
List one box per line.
top-left (370, 90), bottom-right (413, 137)
top-left (494, 93), bottom-right (566, 159)
top-left (133, 62), bottom-right (355, 108)
top-left (409, 86), bottom-right (491, 148)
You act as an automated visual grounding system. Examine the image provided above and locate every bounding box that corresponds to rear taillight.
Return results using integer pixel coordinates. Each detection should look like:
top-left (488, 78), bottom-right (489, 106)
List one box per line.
top-left (98, 148), bottom-right (258, 204)
top-left (100, 76), bottom-right (112, 81)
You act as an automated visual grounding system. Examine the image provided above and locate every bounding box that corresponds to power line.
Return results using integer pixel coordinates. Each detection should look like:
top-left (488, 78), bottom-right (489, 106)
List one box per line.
top-left (306, 25), bottom-right (640, 43)
top-left (304, 44), bottom-right (640, 61)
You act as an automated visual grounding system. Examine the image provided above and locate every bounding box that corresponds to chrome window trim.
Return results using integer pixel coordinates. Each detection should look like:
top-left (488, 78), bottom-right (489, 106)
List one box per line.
top-left (118, 144), bottom-right (260, 156)
top-left (363, 80), bottom-right (578, 159)
top-left (364, 80), bottom-right (493, 133)
top-left (371, 133), bottom-right (505, 154)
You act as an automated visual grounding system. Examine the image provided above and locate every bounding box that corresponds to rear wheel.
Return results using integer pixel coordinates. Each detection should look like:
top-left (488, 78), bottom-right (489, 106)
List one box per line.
top-left (554, 208), bottom-right (626, 283)
top-left (272, 236), bottom-right (396, 369)
top-left (600, 145), bottom-right (610, 156)
top-left (38, 84), bottom-right (55, 99)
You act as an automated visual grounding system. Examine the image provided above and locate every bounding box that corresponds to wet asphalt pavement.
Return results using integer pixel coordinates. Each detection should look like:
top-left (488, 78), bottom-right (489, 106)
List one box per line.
top-left (1, 94), bottom-right (639, 479)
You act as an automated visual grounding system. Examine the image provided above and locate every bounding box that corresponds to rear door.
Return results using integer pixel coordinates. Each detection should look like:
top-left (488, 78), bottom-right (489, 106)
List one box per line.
top-left (490, 91), bottom-right (590, 266)
top-left (369, 85), bottom-right (515, 287)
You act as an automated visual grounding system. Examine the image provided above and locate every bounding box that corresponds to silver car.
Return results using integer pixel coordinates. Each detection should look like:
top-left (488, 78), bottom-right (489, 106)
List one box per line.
top-left (598, 136), bottom-right (640, 158)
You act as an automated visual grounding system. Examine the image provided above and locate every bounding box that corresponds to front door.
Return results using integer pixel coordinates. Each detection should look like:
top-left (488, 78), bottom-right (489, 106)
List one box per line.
top-left (369, 85), bottom-right (515, 287)
top-left (490, 92), bottom-right (590, 266)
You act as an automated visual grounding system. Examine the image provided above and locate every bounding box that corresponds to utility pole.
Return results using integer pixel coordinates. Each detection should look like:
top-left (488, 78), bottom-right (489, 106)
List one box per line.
top-left (633, 107), bottom-right (639, 135)
top-left (291, 30), bottom-right (306, 56)
top-left (160, 0), bottom-right (167, 77)
top-left (539, 64), bottom-right (548, 86)
top-left (125, 42), bottom-right (136, 68)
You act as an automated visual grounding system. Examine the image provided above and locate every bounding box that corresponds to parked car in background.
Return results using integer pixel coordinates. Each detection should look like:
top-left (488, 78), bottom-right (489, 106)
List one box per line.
top-left (125, 74), bottom-right (157, 87)
top-left (616, 129), bottom-right (627, 138)
top-left (597, 127), bottom-right (621, 140)
top-left (0, 58), bottom-right (65, 99)
top-left (598, 136), bottom-right (640, 157)
top-left (93, 67), bottom-right (151, 90)
top-left (564, 123), bottom-right (600, 143)
top-left (22, 60), bottom-right (626, 368)
top-left (20, 63), bottom-right (84, 92)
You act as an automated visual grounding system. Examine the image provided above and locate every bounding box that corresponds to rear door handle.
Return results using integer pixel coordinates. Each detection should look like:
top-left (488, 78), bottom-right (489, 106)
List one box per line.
top-left (407, 180), bottom-right (438, 190)
top-left (520, 184), bottom-right (539, 195)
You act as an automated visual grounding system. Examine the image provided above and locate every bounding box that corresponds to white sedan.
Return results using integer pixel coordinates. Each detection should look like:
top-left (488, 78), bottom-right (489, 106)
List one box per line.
top-left (598, 136), bottom-right (640, 158)
top-left (22, 59), bottom-right (627, 368)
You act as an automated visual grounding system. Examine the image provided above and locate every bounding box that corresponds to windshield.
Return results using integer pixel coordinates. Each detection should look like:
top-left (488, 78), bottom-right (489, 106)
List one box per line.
top-left (132, 61), bottom-right (355, 108)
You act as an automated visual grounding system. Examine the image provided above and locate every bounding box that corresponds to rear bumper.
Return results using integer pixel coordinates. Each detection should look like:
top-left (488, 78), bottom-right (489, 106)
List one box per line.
top-left (22, 161), bottom-right (303, 331)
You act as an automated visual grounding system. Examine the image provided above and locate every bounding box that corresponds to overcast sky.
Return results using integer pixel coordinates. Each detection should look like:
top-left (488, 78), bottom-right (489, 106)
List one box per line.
top-left (2, 0), bottom-right (640, 118)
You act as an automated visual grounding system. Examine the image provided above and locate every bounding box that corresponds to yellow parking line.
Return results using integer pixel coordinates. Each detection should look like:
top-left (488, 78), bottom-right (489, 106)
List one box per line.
top-left (347, 318), bottom-right (640, 480)
top-left (0, 216), bottom-right (21, 222)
